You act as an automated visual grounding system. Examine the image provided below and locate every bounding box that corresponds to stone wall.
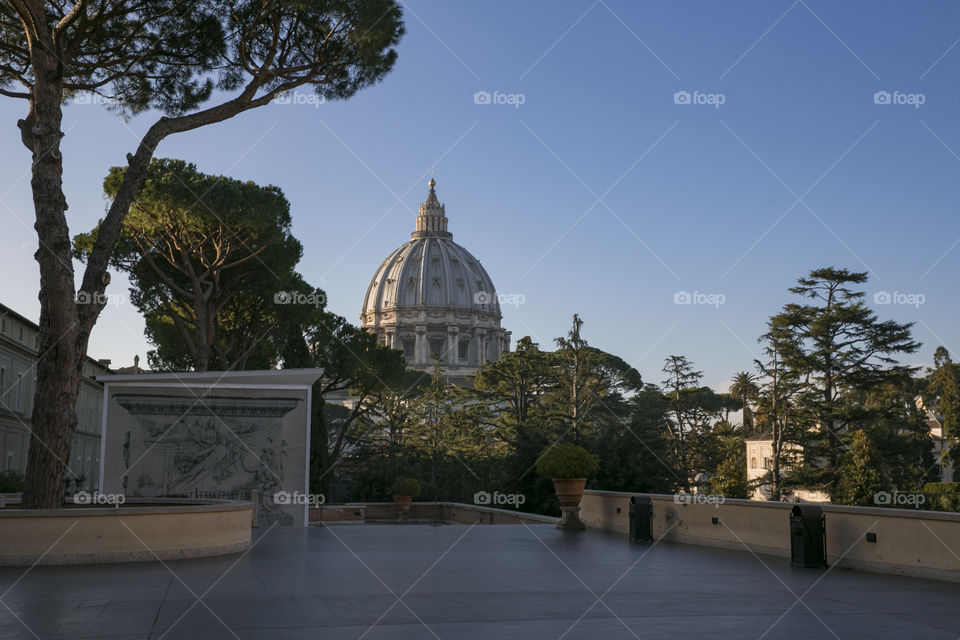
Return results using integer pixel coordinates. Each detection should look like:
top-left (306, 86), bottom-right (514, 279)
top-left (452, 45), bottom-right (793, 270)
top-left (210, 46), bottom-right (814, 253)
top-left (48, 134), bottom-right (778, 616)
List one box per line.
top-left (308, 502), bottom-right (559, 526)
top-left (581, 490), bottom-right (960, 582)
top-left (0, 499), bottom-right (252, 565)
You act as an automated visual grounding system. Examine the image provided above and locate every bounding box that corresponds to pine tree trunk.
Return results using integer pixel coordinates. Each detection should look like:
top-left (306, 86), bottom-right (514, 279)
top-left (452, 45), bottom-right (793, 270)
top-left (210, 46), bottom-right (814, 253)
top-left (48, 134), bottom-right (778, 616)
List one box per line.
top-left (21, 50), bottom-right (85, 509)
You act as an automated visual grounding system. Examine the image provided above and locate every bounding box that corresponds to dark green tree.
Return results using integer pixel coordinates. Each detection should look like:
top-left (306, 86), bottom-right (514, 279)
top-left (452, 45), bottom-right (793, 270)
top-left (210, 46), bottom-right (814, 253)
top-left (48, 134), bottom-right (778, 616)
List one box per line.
top-left (772, 267), bottom-right (919, 494)
top-left (5, 0), bottom-right (405, 508)
top-left (473, 336), bottom-right (559, 436)
top-left (927, 347), bottom-right (960, 480)
top-left (729, 371), bottom-right (759, 434)
top-left (75, 159), bottom-right (303, 371)
top-left (406, 358), bottom-right (466, 500)
top-left (303, 312), bottom-right (406, 496)
top-left (834, 430), bottom-right (883, 506)
top-left (553, 314), bottom-right (601, 444)
top-left (661, 354), bottom-right (704, 490)
top-left (753, 320), bottom-right (806, 500)
top-left (712, 436), bottom-right (748, 499)
top-left (851, 376), bottom-right (935, 494)
top-left (928, 347), bottom-right (960, 438)
top-left (341, 368), bottom-right (431, 501)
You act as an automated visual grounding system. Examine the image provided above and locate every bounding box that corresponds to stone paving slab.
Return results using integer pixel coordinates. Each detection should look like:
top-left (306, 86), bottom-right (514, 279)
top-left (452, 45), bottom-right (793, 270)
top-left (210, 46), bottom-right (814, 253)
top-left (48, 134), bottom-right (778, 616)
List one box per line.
top-left (1, 523), bottom-right (958, 639)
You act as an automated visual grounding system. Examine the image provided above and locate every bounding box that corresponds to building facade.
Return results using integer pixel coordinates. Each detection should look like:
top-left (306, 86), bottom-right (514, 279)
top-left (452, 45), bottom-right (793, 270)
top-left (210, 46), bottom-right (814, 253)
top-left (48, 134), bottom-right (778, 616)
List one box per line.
top-left (918, 396), bottom-right (956, 483)
top-left (361, 180), bottom-right (510, 377)
top-left (746, 402), bottom-right (956, 503)
top-left (745, 435), bottom-right (830, 502)
top-left (0, 303), bottom-right (109, 489)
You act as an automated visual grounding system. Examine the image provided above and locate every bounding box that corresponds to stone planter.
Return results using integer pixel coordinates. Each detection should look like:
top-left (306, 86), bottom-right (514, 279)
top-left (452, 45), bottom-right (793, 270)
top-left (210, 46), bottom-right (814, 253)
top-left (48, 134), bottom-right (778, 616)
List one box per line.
top-left (394, 495), bottom-right (413, 512)
top-left (0, 498), bottom-right (252, 565)
top-left (553, 478), bottom-right (587, 531)
top-left (553, 478), bottom-right (587, 506)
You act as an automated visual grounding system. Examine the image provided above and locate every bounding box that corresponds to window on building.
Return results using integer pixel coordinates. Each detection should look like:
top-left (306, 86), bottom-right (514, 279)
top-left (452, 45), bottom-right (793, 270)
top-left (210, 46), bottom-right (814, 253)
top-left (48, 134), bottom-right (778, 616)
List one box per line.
top-left (763, 457), bottom-right (773, 470)
top-left (15, 374), bottom-right (22, 412)
top-left (5, 452), bottom-right (12, 471)
top-left (458, 340), bottom-right (469, 362)
top-left (750, 457), bottom-right (757, 469)
top-left (402, 340), bottom-right (415, 361)
top-left (429, 338), bottom-right (445, 359)
top-left (0, 318), bottom-right (5, 334)
top-left (18, 327), bottom-right (23, 342)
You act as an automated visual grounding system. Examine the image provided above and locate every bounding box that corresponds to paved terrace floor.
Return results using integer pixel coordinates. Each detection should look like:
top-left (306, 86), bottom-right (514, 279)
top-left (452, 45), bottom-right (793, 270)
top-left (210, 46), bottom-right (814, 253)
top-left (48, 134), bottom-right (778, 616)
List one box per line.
top-left (2, 523), bottom-right (959, 639)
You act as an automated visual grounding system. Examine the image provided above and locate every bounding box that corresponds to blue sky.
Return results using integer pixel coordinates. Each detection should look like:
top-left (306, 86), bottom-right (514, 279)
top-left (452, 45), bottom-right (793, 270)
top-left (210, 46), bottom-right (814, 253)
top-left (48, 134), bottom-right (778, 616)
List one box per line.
top-left (1, 0), bottom-right (959, 389)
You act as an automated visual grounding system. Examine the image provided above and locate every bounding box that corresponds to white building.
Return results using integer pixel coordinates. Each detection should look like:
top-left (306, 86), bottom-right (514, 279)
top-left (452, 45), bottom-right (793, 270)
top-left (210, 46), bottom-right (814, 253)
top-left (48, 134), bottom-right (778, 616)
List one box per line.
top-left (745, 434), bottom-right (830, 502)
top-left (918, 396), bottom-right (956, 483)
top-left (0, 303), bottom-right (109, 489)
top-left (746, 402), bottom-right (956, 503)
top-left (361, 179), bottom-right (510, 378)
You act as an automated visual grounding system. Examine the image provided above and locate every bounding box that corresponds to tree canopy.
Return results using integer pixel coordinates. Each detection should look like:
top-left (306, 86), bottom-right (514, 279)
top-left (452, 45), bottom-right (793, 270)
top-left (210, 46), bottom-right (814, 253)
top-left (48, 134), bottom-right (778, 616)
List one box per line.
top-left (75, 158), bottom-right (304, 371)
top-left (4, 0), bottom-right (404, 507)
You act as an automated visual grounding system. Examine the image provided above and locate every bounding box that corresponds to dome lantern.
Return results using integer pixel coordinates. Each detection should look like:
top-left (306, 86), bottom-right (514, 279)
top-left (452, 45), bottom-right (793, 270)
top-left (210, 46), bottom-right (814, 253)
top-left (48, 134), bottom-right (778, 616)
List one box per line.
top-left (414, 179), bottom-right (450, 238)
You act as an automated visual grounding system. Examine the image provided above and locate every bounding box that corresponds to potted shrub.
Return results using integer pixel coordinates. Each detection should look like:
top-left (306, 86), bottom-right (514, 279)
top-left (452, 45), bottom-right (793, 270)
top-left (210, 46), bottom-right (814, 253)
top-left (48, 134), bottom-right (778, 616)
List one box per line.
top-left (391, 477), bottom-right (421, 514)
top-left (537, 443), bottom-right (599, 530)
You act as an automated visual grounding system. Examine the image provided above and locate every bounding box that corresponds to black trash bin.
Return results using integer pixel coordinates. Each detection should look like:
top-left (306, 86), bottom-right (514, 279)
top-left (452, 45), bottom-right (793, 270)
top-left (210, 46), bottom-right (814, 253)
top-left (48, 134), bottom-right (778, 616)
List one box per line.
top-left (790, 504), bottom-right (827, 568)
top-left (629, 495), bottom-right (653, 542)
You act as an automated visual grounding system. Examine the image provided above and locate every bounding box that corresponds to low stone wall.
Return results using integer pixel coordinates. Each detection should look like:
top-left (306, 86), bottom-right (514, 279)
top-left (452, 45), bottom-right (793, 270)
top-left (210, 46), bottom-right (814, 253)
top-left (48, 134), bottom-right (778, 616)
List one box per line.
top-left (308, 502), bottom-right (558, 526)
top-left (581, 490), bottom-right (960, 583)
top-left (439, 503), bottom-right (558, 525)
top-left (0, 499), bottom-right (252, 566)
